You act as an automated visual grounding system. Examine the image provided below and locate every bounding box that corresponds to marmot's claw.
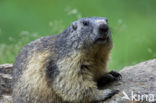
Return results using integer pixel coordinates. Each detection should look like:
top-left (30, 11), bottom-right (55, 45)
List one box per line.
top-left (91, 89), bottom-right (119, 103)
top-left (109, 71), bottom-right (122, 80)
top-left (100, 89), bottom-right (119, 102)
top-left (103, 89), bottom-right (119, 101)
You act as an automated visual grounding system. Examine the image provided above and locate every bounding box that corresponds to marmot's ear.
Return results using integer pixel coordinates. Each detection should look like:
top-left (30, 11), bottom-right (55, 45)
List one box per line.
top-left (72, 22), bottom-right (77, 30)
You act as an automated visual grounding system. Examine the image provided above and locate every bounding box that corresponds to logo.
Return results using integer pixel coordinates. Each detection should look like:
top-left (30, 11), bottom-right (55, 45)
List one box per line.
top-left (122, 91), bottom-right (155, 102)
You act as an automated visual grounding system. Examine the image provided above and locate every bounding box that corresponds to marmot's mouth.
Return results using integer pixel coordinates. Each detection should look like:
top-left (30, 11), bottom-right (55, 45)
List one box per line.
top-left (94, 37), bottom-right (108, 44)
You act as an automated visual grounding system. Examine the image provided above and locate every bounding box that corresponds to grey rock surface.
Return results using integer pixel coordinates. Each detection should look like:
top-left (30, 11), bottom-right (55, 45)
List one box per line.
top-left (0, 59), bottom-right (156, 103)
top-left (104, 59), bottom-right (156, 103)
top-left (0, 64), bottom-right (12, 103)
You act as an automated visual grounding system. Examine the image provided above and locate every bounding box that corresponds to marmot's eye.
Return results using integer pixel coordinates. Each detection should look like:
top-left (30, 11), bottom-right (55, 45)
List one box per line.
top-left (82, 21), bottom-right (89, 26)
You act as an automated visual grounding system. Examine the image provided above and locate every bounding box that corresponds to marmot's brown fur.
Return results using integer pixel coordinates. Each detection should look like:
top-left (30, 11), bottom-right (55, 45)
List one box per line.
top-left (12, 17), bottom-right (121, 103)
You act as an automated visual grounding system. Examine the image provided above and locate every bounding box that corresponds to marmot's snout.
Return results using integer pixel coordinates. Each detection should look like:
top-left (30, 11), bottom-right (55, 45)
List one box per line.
top-left (94, 19), bottom-right (111, 44)
top-left (98, 24), bottom-right (109, 36)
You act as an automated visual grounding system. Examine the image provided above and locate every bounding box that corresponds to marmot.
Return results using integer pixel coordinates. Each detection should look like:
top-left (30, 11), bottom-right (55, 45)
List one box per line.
top-left (12, 17), bottom-right (121, 103)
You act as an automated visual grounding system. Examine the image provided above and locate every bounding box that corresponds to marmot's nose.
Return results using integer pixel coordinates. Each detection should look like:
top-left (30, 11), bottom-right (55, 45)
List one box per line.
top-left (98, 24), bottom-right (109, 35)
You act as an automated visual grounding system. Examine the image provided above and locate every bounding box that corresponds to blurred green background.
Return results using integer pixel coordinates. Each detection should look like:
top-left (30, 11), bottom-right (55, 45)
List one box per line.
top-left (0, 0), bottom-right (156, 70)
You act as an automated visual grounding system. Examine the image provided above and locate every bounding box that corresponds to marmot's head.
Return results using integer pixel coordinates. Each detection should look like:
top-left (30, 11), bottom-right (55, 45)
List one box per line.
top-left (71, 17), bottom-right (112, 48)
top-left (55, 17), bottom-right (112, 56)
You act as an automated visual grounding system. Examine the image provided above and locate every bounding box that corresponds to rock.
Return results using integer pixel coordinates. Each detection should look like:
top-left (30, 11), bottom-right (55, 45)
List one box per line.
top-left (0, 64), bottom-right (12, 103)
top-left (0, 95), bottom-right (12, 103)
top-left (0, 64), bottom-right (12, 75)
top-left (104, 59), bottom-right (156, 103)
top-left (0, 59), bottom-right (156, 103)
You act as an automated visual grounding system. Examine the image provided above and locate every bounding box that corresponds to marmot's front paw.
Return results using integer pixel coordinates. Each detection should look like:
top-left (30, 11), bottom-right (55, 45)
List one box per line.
top-left (91, 89), bottom-right (119, 103)
top-left (109, 71), bottom-right (122, 81)
top-left (97, 71), bottom-right (122, 88)
top-left (101, 89), bottom-right (119, 101)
